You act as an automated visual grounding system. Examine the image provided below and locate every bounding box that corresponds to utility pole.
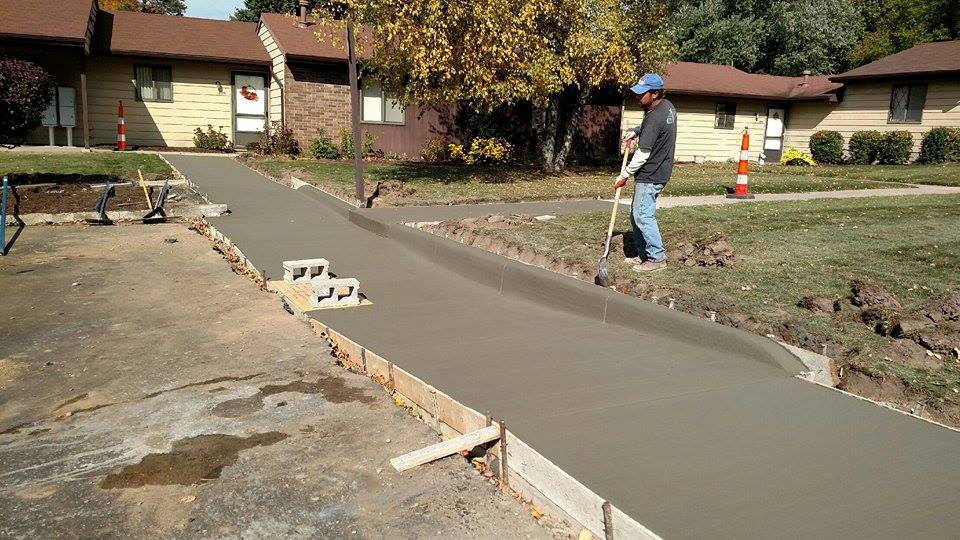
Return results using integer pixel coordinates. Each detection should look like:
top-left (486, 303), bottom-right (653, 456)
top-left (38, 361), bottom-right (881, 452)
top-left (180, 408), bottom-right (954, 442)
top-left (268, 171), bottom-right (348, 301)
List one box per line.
top-left (347, 21), bottom-right (364, 204)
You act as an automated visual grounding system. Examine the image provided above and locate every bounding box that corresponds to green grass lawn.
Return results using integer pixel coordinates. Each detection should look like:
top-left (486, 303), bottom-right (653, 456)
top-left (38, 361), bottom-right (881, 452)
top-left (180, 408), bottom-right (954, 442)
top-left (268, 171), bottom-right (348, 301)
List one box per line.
top-left (0, 152), bottom-right (170, 184)
top-left (247, 158), bottom-right (898, 206)
top-left (763, 162), bottom-right (960, 186)
top-left (465, 195), bottom-right (960, 408)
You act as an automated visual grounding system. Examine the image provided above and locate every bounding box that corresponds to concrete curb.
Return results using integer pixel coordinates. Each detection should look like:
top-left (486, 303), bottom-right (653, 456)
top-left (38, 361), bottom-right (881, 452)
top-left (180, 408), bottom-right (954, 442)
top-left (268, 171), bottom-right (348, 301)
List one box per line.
top-left (351, 212), bottom-right (807, 375)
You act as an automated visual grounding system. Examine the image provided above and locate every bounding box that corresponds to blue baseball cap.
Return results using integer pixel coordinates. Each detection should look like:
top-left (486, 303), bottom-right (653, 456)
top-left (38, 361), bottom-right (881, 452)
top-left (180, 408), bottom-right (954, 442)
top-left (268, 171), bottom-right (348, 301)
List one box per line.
top-left (630, 73), bottom-right (665, 94)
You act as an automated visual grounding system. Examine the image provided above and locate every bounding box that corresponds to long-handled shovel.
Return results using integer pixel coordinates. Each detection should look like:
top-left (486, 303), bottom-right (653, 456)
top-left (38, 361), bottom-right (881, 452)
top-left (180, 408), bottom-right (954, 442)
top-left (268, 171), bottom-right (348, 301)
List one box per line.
top-left (595, 146), bottom-right (632, 287)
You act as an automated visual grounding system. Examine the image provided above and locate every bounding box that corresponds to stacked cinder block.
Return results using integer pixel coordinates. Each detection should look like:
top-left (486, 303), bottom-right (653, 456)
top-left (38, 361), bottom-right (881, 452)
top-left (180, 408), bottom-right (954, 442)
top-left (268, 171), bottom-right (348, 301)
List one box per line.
top-left (283, 258), bottom-right (362, 309)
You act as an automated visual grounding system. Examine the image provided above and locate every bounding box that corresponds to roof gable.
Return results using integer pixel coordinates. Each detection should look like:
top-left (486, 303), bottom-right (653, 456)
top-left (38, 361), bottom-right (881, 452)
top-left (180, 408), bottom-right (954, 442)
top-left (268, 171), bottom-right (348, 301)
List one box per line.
top-left (660, 62), bottom-right (841, 101)
top-left (259, 12), bottom-right (370, 63)
top-left (833, 40), bottom-right (960, 81)
top-left (0, 0), bottom-right (96, 47)
top-left (93, 10), bottom-right (271, 65)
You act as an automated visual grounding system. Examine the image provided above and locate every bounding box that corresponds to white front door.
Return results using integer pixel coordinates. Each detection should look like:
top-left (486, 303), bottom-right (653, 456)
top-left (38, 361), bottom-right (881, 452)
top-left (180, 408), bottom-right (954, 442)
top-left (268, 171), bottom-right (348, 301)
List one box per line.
top-left (232, 73), bottom-right (267, 149)
top-left (763, 107), bottom-right (785, 162)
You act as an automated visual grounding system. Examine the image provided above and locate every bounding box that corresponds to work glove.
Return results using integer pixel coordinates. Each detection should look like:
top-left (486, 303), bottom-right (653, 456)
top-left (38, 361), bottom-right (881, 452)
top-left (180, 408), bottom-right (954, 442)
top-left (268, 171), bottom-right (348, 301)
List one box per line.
top-left (613, 174), bottom-right (628, 189)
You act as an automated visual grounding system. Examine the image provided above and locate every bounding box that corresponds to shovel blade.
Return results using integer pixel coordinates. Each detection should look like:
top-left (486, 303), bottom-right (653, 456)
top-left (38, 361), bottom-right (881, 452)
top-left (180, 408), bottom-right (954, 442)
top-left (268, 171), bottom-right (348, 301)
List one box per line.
top-left (595, 256), bottom-right (611, 286)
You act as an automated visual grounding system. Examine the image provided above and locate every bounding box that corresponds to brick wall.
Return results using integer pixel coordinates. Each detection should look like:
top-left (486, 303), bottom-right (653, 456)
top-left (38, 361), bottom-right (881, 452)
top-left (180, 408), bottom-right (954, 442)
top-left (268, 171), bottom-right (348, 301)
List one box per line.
top-left (284, 61), bottom-right (351, 145)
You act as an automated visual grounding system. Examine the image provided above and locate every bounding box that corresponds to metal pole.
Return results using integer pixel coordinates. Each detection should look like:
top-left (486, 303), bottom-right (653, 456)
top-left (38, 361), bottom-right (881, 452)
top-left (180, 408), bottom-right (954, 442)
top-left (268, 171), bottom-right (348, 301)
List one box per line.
top-left (346, 21), bottom-right (364, 204)
top-left (1, 176), bottom-right (8, 255)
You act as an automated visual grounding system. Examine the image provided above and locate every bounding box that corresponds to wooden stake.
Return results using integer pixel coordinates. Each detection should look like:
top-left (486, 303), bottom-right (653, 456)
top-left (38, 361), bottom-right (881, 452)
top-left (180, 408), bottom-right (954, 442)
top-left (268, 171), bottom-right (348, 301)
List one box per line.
top-left (499, 420), bottom-right (509, 487)
top-left (484, 412), bottom-right (493, 469)
top-left (602, 500), bottom-right (614, 539)
top-left (137, 169), bottom-right (151, 209)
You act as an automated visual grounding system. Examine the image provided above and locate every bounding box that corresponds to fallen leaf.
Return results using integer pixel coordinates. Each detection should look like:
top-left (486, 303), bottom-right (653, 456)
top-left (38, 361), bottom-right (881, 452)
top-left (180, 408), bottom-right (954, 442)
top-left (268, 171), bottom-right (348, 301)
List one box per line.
top-left (179, 495), bottom-right (195, 504)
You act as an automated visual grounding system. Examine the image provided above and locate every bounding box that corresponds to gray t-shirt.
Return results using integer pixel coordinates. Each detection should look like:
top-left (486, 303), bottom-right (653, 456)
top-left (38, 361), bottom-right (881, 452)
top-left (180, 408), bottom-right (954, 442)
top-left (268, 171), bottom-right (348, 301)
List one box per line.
top-left (628, 99), bottom-right (677, 184)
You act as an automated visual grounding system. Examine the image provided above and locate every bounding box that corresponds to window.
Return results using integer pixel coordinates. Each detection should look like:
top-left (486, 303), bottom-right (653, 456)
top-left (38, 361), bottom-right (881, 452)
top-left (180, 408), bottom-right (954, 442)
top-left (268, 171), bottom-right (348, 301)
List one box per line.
top-left (135, 65), bottom-right (173, 102)
top-left (361, 81), bottom-right (404, 124)
top-left (888, 83), bottom-right (927, 124)
top-left (715, 102), bottom-right (736, 130)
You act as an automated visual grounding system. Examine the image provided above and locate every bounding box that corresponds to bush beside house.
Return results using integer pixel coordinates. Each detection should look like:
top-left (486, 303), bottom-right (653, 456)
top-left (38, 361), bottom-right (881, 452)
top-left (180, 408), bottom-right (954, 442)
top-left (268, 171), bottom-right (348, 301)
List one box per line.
top-left (0, 58), bottom-right (56, 145)
top-left (193, 126), bottom-right (231, 151)
top-left (918, 127), bottom-right (960, 164)
top-left (878, 131), bottom-right (913, 165)
top-left (809, 131), bottom-right (844, 164)
top-left (848, 131), bottom-right (884, 164)
top-left (307, 128), bottom-right (339, 160)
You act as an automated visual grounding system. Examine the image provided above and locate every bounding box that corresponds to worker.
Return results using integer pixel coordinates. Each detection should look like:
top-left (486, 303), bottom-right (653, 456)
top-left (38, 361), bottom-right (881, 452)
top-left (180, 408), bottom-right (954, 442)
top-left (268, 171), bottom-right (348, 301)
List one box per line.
top-left (613, 73), bottom-right (677, 272)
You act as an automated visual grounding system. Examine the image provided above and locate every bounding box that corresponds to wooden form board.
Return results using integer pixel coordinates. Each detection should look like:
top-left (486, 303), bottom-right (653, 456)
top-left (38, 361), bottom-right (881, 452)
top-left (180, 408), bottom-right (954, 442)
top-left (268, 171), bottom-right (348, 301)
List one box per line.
top-left (390, 425), bottom-right (500, 472)
top-left (312, 319), bottom-right (663, 540)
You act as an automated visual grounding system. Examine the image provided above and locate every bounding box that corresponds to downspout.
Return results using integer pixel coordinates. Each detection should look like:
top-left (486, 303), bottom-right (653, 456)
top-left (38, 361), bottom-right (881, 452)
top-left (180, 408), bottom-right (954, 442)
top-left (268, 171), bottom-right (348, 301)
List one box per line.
top-left (81, 58), bottom-right (90, 149)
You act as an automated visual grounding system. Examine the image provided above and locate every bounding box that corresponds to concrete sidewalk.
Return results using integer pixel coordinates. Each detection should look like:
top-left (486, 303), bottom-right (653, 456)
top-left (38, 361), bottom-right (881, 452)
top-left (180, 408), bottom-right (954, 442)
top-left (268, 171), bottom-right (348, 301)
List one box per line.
top-left (167, 155), bottom-right (960, 539)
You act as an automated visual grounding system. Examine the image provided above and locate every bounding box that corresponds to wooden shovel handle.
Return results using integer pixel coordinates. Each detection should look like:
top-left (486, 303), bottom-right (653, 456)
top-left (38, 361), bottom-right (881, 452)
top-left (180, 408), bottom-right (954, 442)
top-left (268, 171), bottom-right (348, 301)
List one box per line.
top-left (605, 147), bottom-right (632, 241)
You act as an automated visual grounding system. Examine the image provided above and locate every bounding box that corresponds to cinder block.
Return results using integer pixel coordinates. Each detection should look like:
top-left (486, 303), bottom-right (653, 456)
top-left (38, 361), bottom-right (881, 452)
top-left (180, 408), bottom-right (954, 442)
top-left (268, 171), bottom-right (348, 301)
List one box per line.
top-left (310, 277), bottom-right (360, 308)
top-left (283, 258), bottom-right (330, 283)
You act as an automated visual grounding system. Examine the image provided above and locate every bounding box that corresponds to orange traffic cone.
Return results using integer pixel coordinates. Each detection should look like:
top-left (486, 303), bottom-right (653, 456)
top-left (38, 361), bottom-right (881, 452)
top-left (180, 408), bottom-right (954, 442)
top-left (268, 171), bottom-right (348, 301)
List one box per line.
top-left (727, 128), bottom-right (754, 199)
top-left (116, 101), bottom-right (127, 151)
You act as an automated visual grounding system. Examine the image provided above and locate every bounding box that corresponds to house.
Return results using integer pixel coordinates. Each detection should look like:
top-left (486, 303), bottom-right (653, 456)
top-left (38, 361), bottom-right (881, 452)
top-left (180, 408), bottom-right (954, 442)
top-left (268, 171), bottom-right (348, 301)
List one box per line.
top-left (623, 41), bottom-right (960, 163)
top-left (786, 40), bottom-right (960, 158)
top-left (620, 62), bottom-right (842, 163)
top-left (0, 0), bottom-right (450, 153)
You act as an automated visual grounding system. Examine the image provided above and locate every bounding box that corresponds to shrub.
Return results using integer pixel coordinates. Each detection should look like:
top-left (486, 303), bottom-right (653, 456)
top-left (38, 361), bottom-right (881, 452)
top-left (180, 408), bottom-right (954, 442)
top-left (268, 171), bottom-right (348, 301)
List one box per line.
top-left (780, 148), bottom-right (816, 166)
top-left (848, 130), bottom-right (884, 164)
top-left (307, 128), bottom-right (339, 159)
top-left (193, 125), bottom-right (230, 151)
top-left (809, 131), bottom-right (843, 164)
top-left (0, 57), bottom-right (56, 145)
top-left (449, 137), bottom-right (513, 165)
top-left (878, 131), bottom-right (912, 165)
top-left (337, 127), bottom-right (377, 158)
top-left (419, 136), bottom-right (451, 162)
top-left (918, 127), bottom-right (960, 164)
top-left (249, 122), bottom-right (299, 157)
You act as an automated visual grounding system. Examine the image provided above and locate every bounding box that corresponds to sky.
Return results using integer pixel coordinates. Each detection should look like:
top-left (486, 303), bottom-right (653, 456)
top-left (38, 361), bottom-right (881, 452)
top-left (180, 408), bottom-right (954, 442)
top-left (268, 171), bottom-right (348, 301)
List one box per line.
top-left (186, 0), bottom-right (244, 20)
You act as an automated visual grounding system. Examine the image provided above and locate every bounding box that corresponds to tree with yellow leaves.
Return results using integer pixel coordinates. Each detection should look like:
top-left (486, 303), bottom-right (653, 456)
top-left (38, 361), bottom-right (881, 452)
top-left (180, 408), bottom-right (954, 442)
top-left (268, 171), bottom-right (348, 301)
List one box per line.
top-left (316, 0), bottom-right (673, 172)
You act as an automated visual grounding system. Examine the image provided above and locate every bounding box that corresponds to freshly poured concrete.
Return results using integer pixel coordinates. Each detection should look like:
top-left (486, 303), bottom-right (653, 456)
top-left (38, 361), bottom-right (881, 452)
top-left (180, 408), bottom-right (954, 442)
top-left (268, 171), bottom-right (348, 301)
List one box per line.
top-left (167, 155), bottom-right (960, 539)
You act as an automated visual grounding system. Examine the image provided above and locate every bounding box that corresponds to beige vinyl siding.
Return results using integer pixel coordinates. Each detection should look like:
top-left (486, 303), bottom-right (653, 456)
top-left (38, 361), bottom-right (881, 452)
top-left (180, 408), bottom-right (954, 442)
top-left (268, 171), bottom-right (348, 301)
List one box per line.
top-left (259, 25), bottom-right (285, 125)
top-left (783, 78), bottom-right (960, 157)
top-left (87, 57), bottom-right (236, 147)
top-left (622, 95), bottom-right (769, 162)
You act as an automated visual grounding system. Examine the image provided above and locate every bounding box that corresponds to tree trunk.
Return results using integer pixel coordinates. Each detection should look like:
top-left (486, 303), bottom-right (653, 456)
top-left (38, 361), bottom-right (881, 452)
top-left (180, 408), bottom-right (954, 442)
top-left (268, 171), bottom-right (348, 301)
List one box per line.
top-left (534, 98), bottom-right (560, 173)
top-left (553, 87), bottom-right (590, 173)
top-left (533, 87), bottom-right (589, 174)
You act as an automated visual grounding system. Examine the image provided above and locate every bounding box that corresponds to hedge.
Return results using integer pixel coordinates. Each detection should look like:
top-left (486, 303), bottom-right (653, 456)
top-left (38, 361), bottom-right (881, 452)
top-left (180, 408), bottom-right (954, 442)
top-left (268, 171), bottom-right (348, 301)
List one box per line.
top-left (809, 131), bottom-right (844, 164)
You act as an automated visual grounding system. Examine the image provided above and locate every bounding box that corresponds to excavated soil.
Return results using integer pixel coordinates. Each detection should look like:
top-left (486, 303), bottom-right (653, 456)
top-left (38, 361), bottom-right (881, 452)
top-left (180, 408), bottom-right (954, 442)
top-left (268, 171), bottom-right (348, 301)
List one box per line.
top-left (4, 184), bottom-right (196, 214)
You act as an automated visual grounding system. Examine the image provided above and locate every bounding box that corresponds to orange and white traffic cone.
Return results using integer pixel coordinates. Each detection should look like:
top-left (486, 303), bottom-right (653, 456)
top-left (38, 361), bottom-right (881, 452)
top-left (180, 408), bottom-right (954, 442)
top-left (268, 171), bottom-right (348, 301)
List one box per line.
top-left (727, 128), bottom-right (754, 199)
top-left (116, 101), bottom-right (127, 151)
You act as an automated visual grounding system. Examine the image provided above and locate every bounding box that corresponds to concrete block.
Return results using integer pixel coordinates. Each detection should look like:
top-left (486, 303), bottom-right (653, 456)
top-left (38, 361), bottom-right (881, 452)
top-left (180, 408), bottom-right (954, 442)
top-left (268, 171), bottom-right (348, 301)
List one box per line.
top-left (310, 277), bottom-right (360, 308)
top-left (283, 258), bottom-right (330, 284)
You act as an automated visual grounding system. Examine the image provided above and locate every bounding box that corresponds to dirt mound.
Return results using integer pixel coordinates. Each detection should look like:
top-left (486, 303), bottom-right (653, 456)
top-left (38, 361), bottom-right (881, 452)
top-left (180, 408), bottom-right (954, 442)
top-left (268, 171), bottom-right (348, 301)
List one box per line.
top-left (376, 180), bottom-right (416, 198)
top-left (922, 292), bottom-right (960, 323)
top-left (878, 340), bottom-right (943, 370)
top-left (850, 280), bottom-right (902, 310)
top-left (668, 234), bottom-right (735, 267)
top-left (798, 296), bottom-right (838, 316)
top-left (482, 213), bottom-right (533, 228)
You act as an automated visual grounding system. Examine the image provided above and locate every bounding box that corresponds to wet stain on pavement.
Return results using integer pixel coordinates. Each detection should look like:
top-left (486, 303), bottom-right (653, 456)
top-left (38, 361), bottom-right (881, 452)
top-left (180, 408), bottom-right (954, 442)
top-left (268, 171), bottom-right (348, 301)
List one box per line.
top-left (142, 372), bottom-right (266, 399)
top-left (211, 376), bottom-right (374, 418)
top-left (53, 393), bottom-right (89, 411)
top-left (99, 431), bottom-right (288, 489)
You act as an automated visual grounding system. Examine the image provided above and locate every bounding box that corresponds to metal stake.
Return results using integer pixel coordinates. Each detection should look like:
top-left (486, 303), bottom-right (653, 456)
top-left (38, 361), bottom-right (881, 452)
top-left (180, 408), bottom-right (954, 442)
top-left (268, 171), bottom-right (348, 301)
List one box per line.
top-left (602, 500), bottom-right (614, 539)
top-left (1, 176), bottom-right (8, 255)
top-left (499, 420), bottom-right (509, 487)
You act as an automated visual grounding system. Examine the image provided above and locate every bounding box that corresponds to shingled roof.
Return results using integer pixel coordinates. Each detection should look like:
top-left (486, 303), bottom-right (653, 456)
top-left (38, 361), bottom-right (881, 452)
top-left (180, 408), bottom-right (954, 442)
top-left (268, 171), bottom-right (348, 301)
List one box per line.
top-left (93, 10), bottom-right (271, 65)
top-left (259, 12), bottom-right (372, 62)
top-left (0, 0), bottom-right (96, 47)
top-left (661, 62), bottom-right (842, 102)
top-left (832, 40), bottom-right (960, 81)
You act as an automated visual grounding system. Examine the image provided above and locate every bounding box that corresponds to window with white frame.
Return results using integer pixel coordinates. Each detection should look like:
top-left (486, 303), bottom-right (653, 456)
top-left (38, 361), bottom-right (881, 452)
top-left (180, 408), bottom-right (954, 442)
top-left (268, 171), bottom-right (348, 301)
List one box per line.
top-left (135, 65), bottom-right (173, 102)
top-left (361, 81), bottom-right (404, 124)
top-left (888, 83), bottom-right (927, 124)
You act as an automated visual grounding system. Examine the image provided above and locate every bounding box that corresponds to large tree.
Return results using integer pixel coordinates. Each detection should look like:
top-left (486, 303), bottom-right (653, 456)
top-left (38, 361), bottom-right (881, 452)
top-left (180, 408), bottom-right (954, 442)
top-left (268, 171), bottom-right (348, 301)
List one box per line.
top-left (232, 0), bottom-right (323, 21)
top-left (848, 0), bottom-right (958, 66)
top-left (0, 58), bottom-right (56, 145)
top-left (100, 0), bottom-right (187, 16)
top-left (674, 0), bottom-right (765, 72)
top-left (322, 0), bottom-right (673, 172)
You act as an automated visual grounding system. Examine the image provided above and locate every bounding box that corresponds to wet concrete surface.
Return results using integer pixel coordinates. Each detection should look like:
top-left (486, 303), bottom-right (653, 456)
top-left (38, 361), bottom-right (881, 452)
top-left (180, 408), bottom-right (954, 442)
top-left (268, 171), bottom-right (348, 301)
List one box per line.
top-left (165, 155), bottom-right (960, 538)
top-left (0, 225), bottom-right (558, 538)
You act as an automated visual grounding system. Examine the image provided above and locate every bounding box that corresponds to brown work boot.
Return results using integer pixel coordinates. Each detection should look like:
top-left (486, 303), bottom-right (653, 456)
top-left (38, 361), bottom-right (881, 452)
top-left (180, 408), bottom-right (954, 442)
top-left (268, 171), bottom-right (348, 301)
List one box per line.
top-left (633, 260), bottom-right (667, 272)
top-left (623, 256), bottom-right (642, 265)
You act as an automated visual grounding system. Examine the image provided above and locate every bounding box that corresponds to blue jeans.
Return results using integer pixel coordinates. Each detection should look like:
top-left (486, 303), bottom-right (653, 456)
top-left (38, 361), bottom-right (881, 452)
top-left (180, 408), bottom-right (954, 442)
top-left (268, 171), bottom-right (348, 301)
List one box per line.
top-left (630, 182), bottom-right (666, 262)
